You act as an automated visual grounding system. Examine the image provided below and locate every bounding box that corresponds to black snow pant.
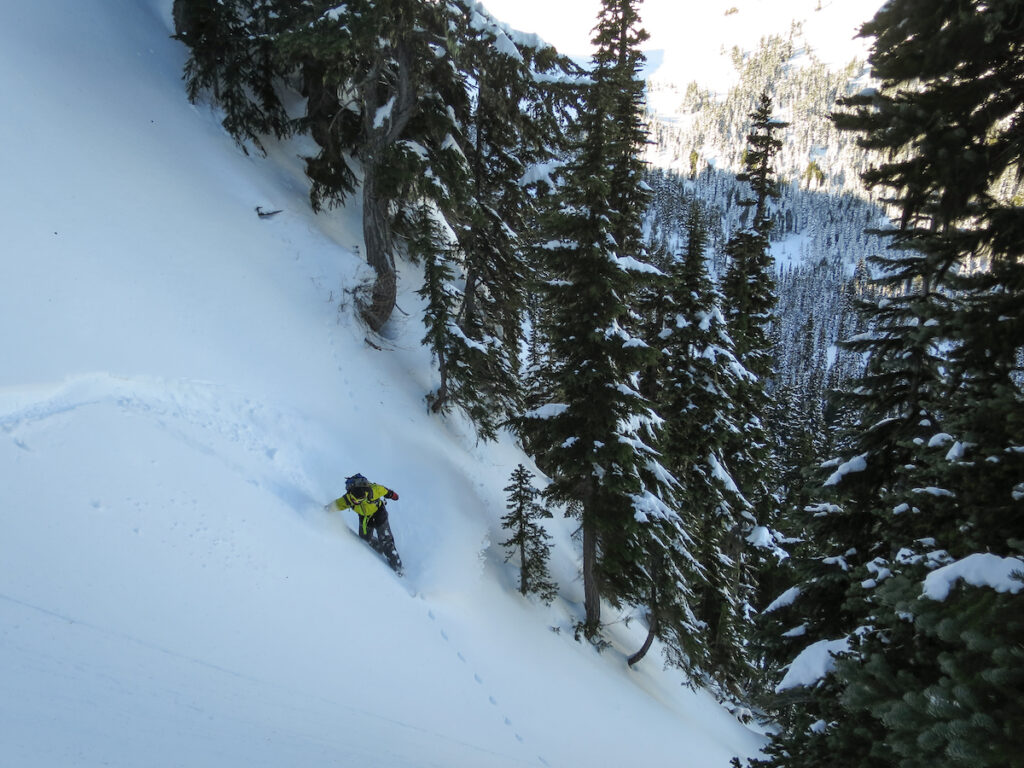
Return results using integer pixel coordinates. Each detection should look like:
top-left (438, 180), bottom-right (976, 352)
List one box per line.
top-left (358, 507), bottom-right (401, 570)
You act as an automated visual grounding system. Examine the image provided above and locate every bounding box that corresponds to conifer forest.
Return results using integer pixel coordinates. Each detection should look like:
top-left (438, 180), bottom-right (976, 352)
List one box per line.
top-left (173, 0), bottom-right (1023, 764)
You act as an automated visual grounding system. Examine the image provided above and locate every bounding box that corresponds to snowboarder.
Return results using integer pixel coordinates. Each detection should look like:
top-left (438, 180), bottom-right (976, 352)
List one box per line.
top-left (325, 474), bottom-right (403, 574)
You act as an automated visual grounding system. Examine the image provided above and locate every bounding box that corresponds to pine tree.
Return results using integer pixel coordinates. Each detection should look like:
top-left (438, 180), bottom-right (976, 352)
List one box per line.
top-left (525, 0), bottom-right (674, 641)
top-left (717, 91), bottom-right (786, 696)
top-left (415, 201), bottom-right (463, 419)
top-left (172, 1), bottom-right (585, 447)
top-left (278, 0), bottom-right (472, 331)
top-left (428, 20), bottom-right (527, 436)
top-left (643, 200), bottom-right (752, 687)
top-left (837, 566), bottom-right (1024, 768)
top-left (423, 11), bottom-right (578, 439)
top-left (753, 1), bottom-right (1024, 765)
top-left (174, 0), bottom-right (295, 154)
top-left (500, 464), bottom-right (558, 604)
top-left (722, 91), bottom-right (784, 375)
top-left (177, 0), bottom-right (467, 330)
top-left (831, 1), bottom-right (1024, 761)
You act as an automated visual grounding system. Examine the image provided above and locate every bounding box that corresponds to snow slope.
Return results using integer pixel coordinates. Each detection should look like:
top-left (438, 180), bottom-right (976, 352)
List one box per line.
top-left (480, 0), bottom-right (882, 93)
top-left (1, 1), bottom-right (764, 766)
top-left (645, 0), bottom-right (882, 93)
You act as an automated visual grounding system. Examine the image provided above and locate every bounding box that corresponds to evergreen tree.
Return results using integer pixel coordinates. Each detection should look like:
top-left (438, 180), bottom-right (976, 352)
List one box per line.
top-left (718, 91), bottom-right (786, 696)
top-left (174, 0), bottom-right (295, 154)
top-left (415, 201), bottom-right (463, 418)
top-left (647, 200), bottom-right (753, 688)
top-left (526, 0), bottom-right (674, 641)
top-left (176, 0), bottom-right (581, 443)
top-left (500, 464), bottom-right (558, 604)
top-left (278, 0), bottom-right (472, 331)
top-left (721, 90), bottom-right (784, 376)
top-left (177, 0), bottom-right (468, 331)
top-left (424, 12), bottom-right (578, 439)
top-left (753, 1), bottom-right (1024, 765)
top-left (837, 564), bottom-right (1024, 768)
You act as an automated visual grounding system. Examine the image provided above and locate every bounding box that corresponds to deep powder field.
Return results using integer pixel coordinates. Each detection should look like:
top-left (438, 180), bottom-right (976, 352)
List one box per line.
top-left (0, 2), bottom-right (766, 765)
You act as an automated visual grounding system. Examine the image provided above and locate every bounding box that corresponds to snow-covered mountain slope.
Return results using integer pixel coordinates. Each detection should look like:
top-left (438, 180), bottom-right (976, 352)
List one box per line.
top-left (0, 1), bottom-right (764, 766)
top-left (644, 0), bottom-right (882, 101)
top-left (644, 0), bottom-right (885, 179)
top-left (480, 0), bottom-right (882, 98)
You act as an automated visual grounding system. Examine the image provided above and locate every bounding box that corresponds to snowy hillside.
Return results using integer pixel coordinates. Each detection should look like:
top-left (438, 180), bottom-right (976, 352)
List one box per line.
top-left (480, 0), bottom-right (880, 84)
top-left (0, 1), bottom-right (765, 766)
top-left (644, 0), bottom-right (882, 105)
top-left (644, 0), bottom-right (885, 184)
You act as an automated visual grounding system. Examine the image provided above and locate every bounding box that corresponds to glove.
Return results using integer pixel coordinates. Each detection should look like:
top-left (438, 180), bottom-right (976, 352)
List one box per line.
top-left (323, 502), bottom-right (336, 513)
top-left (387, 490), bottom-right (399, 501)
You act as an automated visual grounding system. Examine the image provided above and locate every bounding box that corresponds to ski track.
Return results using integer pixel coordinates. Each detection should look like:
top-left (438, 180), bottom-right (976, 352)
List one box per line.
top-left (0, 372), bottom-right (323, 509)
top-left (0, 372), bottom-right (549, 766)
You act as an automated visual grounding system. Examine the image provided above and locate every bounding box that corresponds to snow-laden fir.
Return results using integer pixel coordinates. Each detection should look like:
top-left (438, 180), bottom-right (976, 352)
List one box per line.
top-left (0, 1), bottom-right (766, 766)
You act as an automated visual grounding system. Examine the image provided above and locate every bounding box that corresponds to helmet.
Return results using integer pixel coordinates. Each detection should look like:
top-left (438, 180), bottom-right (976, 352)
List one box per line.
top-left (345, 473), bottom-right (370, 495)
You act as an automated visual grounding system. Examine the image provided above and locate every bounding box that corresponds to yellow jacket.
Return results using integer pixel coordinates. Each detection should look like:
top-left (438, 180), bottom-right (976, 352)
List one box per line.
top-left (329, 483), bottom-right (396, 534)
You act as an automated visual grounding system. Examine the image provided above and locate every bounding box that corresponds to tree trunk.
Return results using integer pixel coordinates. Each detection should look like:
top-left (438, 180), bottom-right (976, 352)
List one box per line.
top-left (519, 527), bottom-right (529, 596)
top-left (628, 604), bottom-right (658, 667)
top-left (430, 346), bottom-right (449, 414)
top-left (355, 40), bottom-right (416, 333)
top-left (457, 80), bottom-right (486, 336)
top-left (629, 560), bottom-right (661, 667)
top-left (460, 267), bottom-right (479, 333)
top-left (582, 509), bottom-right (601, 638)
top-left (171, 0), bottom-right (186, 37)
top-left (360, 166), bottom-right (397, 332)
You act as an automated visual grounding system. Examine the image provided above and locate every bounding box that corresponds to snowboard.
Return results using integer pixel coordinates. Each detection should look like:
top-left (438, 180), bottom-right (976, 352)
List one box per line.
top-left (349, 524), bottom-right (403, 577)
